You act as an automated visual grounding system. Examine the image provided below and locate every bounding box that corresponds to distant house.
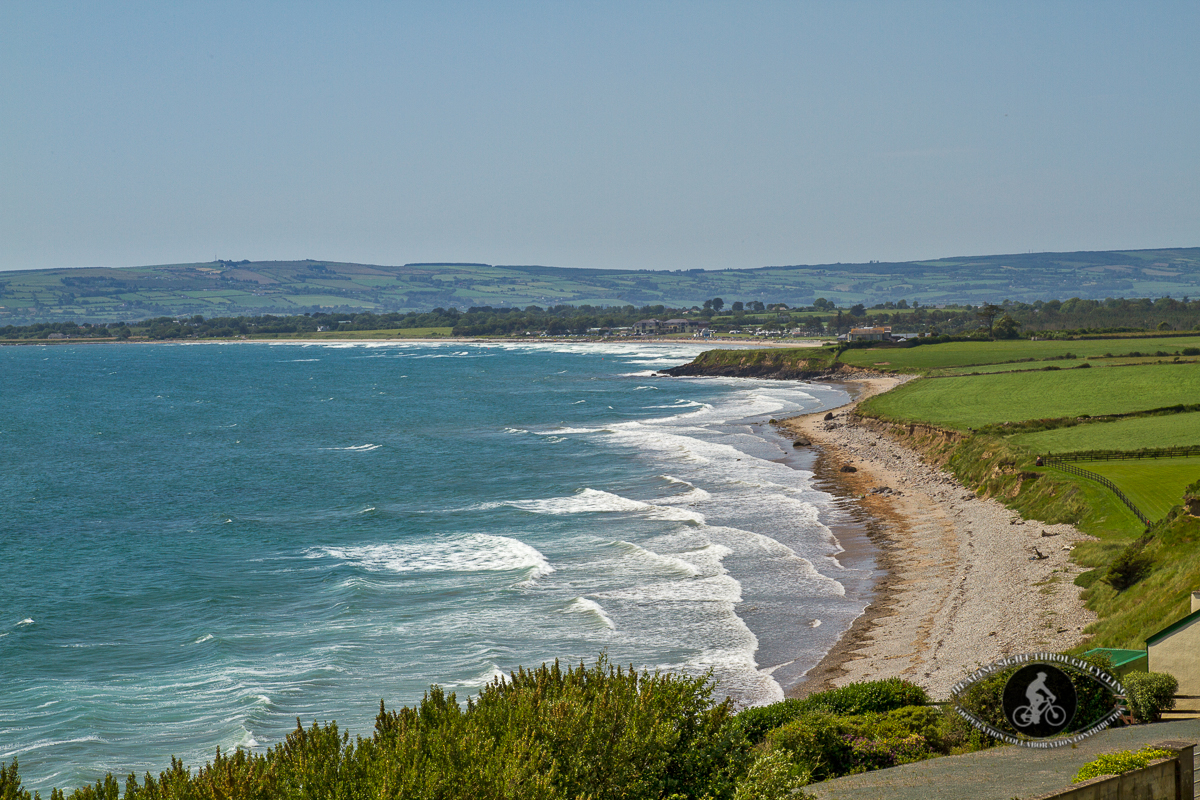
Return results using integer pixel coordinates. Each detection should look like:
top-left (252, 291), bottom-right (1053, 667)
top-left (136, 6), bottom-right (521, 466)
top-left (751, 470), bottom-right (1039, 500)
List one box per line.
top-left (634, 319), bottom-right (661, 335)
top-left (848, 326), bottom-right (892, 342)
top-left (662, 318), bottom-right (699, 333)
top-left (1146, 590), bottom-right (1200, 697)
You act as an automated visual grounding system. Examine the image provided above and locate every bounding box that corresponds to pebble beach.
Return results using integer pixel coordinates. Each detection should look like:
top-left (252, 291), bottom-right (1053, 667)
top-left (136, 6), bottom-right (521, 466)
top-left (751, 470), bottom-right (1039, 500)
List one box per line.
top-left (782, 376), bottom-right (1098, 700)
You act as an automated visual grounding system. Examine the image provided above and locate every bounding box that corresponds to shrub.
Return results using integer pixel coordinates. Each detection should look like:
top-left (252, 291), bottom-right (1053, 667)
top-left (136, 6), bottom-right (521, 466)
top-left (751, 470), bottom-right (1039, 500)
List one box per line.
top-left (764, 713), bottom-right (856, 782)
top-left (802, 678), bottom-right (929, 716)
top-left (1104, 538), bottom-right (1154, 590)
top-left (732, 752), bottom-right (814, 800)
top-left (731, 698), bottom-right (808, 744)
top-left (1073, 746), bottom-right (1174, 783)
top-left (1124, 672), bottom-right (1178, 723)
top-left (1182, 347), bottom-right (1200, 356)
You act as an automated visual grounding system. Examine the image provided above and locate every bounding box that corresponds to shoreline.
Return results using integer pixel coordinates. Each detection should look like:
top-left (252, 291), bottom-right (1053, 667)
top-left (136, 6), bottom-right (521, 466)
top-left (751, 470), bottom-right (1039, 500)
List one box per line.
top-left (779, 376), bottom-right (1097, 700)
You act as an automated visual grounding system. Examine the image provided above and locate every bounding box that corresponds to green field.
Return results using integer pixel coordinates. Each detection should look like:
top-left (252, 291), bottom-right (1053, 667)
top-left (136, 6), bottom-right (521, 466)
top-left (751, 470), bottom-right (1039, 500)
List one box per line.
top-left (861, 363), bottom-right (1200, 429)
top-left (1013, 412), bottom-right (1200, 454)
top-left (838, 336), bottom-right (1200, 374)
top-left (1072, 457), bottom-right (1200, 521)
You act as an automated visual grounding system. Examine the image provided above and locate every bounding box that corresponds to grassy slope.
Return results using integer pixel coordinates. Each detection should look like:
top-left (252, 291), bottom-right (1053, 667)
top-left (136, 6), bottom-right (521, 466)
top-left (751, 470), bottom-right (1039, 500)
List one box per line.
top-left (1012, 412), bottom-right (1200, 453)
top-left (839, 336), bottom-right (1200, 373)
top-left (1075, 511), bottom-right (1200, 648)
top-left (1075, 458), bottom-right (1200, 521)
top-left (861, 363), bottom-right (1200, 430)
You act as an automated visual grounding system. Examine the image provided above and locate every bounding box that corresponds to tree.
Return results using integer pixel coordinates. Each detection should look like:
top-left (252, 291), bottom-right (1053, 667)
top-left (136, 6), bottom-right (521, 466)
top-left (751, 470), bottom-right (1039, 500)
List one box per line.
top-left (993, 314), bottom-right (1020, 339)
top-left (849, 304), bottom-right (866, 317)
top-left (976, 303), bottom-right (1002, 336)
top-left (812, 298), bottom-right (834, 310)
top-left (731, 301), bottom-right (744, 312)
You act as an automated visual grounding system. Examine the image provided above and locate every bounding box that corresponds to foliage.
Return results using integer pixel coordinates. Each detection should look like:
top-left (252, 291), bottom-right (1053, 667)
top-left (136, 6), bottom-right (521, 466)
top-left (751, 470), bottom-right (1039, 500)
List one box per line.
top-left (1123, 672), bottom-right (1179, 723)
top-left (2, 658), bottom-right (754, 800)
top-left (1072, 746), bottom-right (1175, 783)
top-left (729, 679), bottom-right (928, 747)
top-left (758, 704), bottom-right (990, 783)
top-left (1104, 537), bottom-right (1155, 590)
top-left (731, 752), bottom-right (814, 800)
top-left (799, 678), bottom-right (929, 716)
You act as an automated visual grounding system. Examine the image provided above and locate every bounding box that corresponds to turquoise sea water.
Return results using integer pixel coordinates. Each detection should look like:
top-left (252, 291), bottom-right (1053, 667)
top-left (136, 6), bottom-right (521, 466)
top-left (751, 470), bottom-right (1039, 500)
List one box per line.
top-left (0, 341), bottom-right (870, 792)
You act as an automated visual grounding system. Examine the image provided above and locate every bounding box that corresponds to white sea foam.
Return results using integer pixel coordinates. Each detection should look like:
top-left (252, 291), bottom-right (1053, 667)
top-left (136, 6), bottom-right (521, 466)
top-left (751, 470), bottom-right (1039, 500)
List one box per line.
top-left (506, 488), bottom-right (704, 523)
top-left (566, 597), bottom-right (616, 630)
top-left (314, 534), bottom-right (553, 579)
top-left (16, 618), bottom-right (33, 626)
top-left (503, 427), bottom-right (529, 434)
top-left (320, 444), bottom-right (382, 452)
top-left (611, 540), bottom-right (702, 577)
top-left (194, 634), bottom-right (214, 644)
top-left (571, 400), bottom-right (586, 404)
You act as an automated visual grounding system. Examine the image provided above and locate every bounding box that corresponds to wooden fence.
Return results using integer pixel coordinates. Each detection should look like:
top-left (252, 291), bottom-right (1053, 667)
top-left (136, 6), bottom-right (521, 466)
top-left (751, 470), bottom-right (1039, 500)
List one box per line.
top-left (1047, 460), bottom-right (1153, 526)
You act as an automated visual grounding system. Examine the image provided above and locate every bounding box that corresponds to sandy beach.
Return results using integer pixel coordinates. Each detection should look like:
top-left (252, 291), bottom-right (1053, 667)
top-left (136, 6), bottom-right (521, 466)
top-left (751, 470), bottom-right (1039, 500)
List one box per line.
top-left (782, 376), bottom-right (1097, 700)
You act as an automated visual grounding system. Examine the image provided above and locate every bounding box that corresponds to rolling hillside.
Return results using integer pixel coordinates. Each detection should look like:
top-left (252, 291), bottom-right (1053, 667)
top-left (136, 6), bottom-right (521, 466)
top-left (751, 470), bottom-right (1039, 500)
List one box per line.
top-left (2, 247), bottom-right (1199, 323)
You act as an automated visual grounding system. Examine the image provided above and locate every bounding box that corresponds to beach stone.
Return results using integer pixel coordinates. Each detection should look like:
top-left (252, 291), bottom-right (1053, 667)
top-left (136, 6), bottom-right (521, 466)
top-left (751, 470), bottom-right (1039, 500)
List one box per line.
top-left (823, 412), bottom-right (835, 420)
top-left (840, 465), bottom-right (857, 473)
top-left (792, 438), bottom-right (811, 447)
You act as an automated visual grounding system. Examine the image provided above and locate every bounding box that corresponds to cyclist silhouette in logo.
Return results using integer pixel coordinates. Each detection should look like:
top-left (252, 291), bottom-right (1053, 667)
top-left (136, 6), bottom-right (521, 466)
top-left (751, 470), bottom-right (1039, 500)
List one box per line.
top-left (1013, 671), bottom-right (1067, 728)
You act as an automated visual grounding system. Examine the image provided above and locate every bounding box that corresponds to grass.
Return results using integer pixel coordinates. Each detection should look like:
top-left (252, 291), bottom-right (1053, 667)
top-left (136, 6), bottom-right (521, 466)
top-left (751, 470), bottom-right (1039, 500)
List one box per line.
top-left (1074, 457), bottom-right (1200, 521)
top-left (860, 363), bottom-right (1200, 430)
top-left (1078, 511), bottom-right (1200, 648)
top-left (1012, 411), bottom-right (1200, 453)
top-left (837, 336), bottom-right (1200, 374)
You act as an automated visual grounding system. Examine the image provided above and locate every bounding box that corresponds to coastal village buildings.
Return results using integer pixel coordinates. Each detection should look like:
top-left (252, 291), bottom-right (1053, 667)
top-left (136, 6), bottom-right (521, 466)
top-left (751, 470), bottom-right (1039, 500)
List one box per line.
top-left (634, 318), bottom-right (702, 335)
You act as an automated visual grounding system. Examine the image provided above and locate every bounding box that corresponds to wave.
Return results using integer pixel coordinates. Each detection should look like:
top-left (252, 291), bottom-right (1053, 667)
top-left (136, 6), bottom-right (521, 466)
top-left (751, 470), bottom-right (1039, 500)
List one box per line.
top-left (611, 540), bottom-right (702, 577)
top-left (312, 534), bottom-right (554, 580)
top-left (194, 634), bottom-right (214, 644)
top-left (566, 597), bottom-right (616, 630)
top-left (320, 444), bottom-right (382, 452)
top-left (506, 488), bottom-right (704, 524)
top-left (16, 618), bottom-right (34, 627)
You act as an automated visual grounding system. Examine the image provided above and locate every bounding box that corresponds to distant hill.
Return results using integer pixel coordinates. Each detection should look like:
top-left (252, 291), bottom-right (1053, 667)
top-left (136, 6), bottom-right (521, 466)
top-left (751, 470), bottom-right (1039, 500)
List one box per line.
top-left (2, 248), bottom-right (1198, 323)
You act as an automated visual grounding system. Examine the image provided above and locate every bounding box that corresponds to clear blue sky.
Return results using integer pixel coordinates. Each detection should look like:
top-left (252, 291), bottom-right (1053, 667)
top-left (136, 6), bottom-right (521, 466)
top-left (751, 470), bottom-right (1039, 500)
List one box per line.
top-left (1, 1), bottom-right (1197, 272)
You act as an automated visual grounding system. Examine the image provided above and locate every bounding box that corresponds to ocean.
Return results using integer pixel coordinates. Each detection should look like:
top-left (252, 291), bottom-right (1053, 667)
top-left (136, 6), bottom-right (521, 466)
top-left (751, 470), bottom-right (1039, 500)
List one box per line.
top-left (0, 340), bottom-right (872, 792)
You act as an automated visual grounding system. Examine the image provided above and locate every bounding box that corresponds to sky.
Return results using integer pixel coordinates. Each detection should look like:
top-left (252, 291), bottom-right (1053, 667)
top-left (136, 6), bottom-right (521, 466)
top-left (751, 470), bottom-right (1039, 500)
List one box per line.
top-left (1, 1), bottom-right (1197, 273)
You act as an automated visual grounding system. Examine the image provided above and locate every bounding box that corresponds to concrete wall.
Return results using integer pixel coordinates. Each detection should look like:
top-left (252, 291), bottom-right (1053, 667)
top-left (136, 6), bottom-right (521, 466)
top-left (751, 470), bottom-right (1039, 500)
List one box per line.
top-left (1149, 615), bottom-right (1200, 697)
top-left (1030, 742), bottom-right (1193, 800)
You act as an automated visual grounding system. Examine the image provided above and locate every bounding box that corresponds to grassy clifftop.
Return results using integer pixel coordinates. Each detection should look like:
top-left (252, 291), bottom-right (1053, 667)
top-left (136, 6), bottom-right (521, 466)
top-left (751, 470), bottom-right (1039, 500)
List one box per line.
top-left (662, 347), bottom-right (840, 379)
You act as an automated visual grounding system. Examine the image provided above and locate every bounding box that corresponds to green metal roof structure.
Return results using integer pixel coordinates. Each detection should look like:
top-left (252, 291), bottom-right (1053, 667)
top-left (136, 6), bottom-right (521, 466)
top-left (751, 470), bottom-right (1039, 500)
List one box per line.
top-left (1082, 648), bottom-right (1149, 672)
top-left (1146, 608), bottom-right (1200, 647)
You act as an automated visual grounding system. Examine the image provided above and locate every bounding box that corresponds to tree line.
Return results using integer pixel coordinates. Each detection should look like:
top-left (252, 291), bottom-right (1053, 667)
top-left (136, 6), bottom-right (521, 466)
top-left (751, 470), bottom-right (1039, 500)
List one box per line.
top-left (2, 295), bottom-right (1198, 340)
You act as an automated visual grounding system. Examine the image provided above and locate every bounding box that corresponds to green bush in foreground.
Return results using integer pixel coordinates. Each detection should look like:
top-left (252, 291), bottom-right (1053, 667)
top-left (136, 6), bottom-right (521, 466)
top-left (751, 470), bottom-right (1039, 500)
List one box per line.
top-left (1123, 672), bottom-right (1179, 723)
top-left (729, 678), bottom-right (929, 745)
top-left (0, 658), bottom-right (749, 800)
top-left (1073, 746), bottom-right (1175, 783)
